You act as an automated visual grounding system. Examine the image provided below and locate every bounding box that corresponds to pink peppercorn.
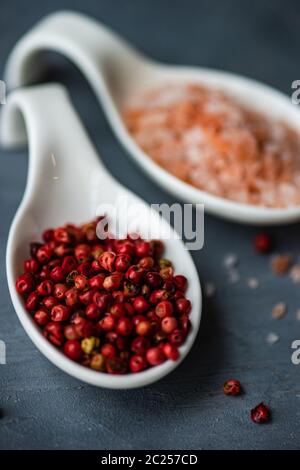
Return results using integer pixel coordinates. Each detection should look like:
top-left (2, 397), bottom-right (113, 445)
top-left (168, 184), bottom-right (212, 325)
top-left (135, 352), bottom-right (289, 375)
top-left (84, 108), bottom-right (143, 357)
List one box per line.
top-left (64, 339), bottom-right (83, 361)
top-left (130, 355), bottom-right (147, 373)
top-left (161, 316), bottom-right (178, 334)
top-left (16, 273), bottom-right (35, 295)
top-left (155, 300), bottom-right (173, 319)
top-left (51, 305), bottom-right (70, 322)
top-left (163, 343), bottom-right (179, 361)
top-left (146, 347), bottom-right (166, 366)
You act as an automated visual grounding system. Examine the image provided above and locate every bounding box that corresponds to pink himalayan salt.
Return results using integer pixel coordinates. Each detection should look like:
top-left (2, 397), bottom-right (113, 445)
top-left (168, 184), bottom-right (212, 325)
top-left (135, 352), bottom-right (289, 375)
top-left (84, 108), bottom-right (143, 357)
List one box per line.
top-left (123, 83), bottom-right (300, 208)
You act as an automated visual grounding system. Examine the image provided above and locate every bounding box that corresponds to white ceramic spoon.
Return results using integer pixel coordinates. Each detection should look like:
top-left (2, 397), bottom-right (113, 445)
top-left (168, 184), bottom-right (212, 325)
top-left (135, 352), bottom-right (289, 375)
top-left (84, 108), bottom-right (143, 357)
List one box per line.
top-left (1, 83), bottom-right (201, 389)
top-left (5, 10), bottom-right (300, 225)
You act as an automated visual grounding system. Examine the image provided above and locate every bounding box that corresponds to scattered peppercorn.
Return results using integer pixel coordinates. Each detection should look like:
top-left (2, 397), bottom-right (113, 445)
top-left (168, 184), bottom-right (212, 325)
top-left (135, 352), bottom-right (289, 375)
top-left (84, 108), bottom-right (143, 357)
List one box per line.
top-left (15, 218), bottom-right (192, 375)
top-left (254, 233), bottom-right (273, 254)
top-left (250, 402), bottom-right (271, 423)
top-left (223, 379), bottom-right (243, 396)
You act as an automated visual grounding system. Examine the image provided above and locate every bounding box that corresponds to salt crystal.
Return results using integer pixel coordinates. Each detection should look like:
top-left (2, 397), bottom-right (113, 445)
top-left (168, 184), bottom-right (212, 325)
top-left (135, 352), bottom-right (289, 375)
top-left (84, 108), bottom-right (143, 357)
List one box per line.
top-left (266, 332), bottom-right (280, 345)
top-left (271, 254), bottom-right (291, 275)
top-left (272, 302), bottom-right (287, 319)
top-left (223, 254), bottom-right (238, 269)
top-left (204, 282), bottom-right (216, 298)
top-left (290, 264), bottom-right (300, 283)
top-left (247, 277), bottom-right (259, 289)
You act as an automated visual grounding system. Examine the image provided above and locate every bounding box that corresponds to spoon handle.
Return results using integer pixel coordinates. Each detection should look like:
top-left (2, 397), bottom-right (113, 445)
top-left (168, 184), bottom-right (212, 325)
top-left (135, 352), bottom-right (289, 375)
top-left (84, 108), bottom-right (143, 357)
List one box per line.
top-left (4, 11), bottom-right (149, 105)
top-left (0, 84), bottom-right (112, 214)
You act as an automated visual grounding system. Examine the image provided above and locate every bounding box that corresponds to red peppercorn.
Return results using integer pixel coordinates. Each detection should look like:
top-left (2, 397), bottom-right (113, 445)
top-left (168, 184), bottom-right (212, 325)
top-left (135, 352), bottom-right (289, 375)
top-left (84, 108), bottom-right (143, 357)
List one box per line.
top-left (90, 259), bottom-right (102, 274)
top-left (55, 244), bottom-right (72, 258)
top-left (85, 303), bottom-right (101, 320)
top-left (54, 227), bottom-right (72, 244)
top-left (130, 354), bottom-right (147, 373)
top-left (64, 339), bottom-right (83, 361)
top-left (155, 300), bottom-right (174, 319)
top-left (126, 265), bottom-right (144, 284)
top-left (34, 309), bottom-right (50, 326)
top-left (44, 322), bottom-right (64, 347)
top-left (135, 241), bottom-right (152, 258)
top-left (93, 292), bottom-right (111, 311)
top-left (16, 273), bottom-right (35, 295)
top-left (74, 274), bottom-right (89, 291)
top-left (91, 244), bottom-right (103, 259)
top-left (136, 319), bottom-right (152, 336)
top-left (163, 343), bottom-right (179, 361)
top-left (115, 254), bottom-right (131, 272)
top-left (50, 266), bottom-right (65, 283)
top-left (30, 242), bottom-right (43, 259)
top-left (65, 287), bottom-right (79, 307)
top-left (138, 256), bottom-right (154, 270)
top-left (61, 255), bottom-right (77, 274)
top-left (169, 328), bottom-right (185, 346)
top-left (89, 273), bottom-right (105, 289)
top-left (51, 304), bottom-right (70, 322)
top-left (162, 316), bottom-right (178, 334)
top-left (42, 229), bottom-right (54, 242)
top-left (77, 261), bottom-right (91, 277)
top-left (180, 314), bottom-right (191, 334)
top-left (162, 278), bottom-right (175, 292)
top-left (25, 291), bottom-right (40, 311)
top-left (103, 273), bottom-right (123, 291)
top-left (131, 336), bottom-right (150, 355)
top-left (116, 317), bottom-right (133, 336)
top-left (174, 275), bottom-right (187, 292)
top-left (36, 245), bottom-right (52, 265)
top-left (149, 289), bottom-right (169, 304)
top-left (79, 289), bottom-right (96, 305)
top-left (116, 241), bottom-right (134, 257)
top-left (101, 343), bottom-right (117, 359)
top-left (24, 258), bottom-right (40, 274)
top-left (37, 280), bottom-right (53, 296)
top-left (75, 244), bottom-right (91, 263)
top-left (133, 296), bottom-right (150, 314)
top-left (175, 298), bottom-right (191, 315)
top-left (64, 324), bottom-right (80, 340)
top-left (110, 302), bottom-right (126, 318)
top-left (74, 318), bottom-right (94, 338)
top-left (42, 295), bottom-right (58, 310)
top-left (132, 315), bottom-right (145, 326)
top-left (99, 315), bottom-right (116, 331)
top-left (98, 251), bottom-right (116, 272)
top-left (250, 402), bottom-right (271, 424)
top-left (53, 283), bottom-right (67, 300)
top-left (106, 357), bottom-right (127, 374)
top-left (254, 233), bottom-right (273, 254)
top-left (145, 272), bottom-right (162, 288)
top-left (146, 347), bottom-right (166, 366)
top-left (223, 379), bottom-right (243, 396)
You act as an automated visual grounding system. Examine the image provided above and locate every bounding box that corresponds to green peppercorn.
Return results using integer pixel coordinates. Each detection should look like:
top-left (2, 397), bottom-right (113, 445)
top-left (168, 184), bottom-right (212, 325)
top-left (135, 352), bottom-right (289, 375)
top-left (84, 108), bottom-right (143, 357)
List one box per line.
top-left (81, 336), bottom-right (100, 354)
top-left (90, 353), bottom-right (106, 371)
top-left (159, 258), bottom-right (172, 269)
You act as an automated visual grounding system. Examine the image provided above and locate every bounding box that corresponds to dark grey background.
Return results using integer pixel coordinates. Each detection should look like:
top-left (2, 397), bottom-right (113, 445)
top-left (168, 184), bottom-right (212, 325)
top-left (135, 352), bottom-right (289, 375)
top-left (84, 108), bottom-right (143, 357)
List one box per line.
top-left (1, 0), bottom-right (300, 450)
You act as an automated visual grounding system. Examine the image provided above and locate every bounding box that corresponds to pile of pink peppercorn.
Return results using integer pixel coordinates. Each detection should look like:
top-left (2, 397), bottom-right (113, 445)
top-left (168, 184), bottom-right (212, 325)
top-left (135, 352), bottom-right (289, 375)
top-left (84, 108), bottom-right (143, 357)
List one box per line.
top-left (15, 218), bottom-right (192, 374)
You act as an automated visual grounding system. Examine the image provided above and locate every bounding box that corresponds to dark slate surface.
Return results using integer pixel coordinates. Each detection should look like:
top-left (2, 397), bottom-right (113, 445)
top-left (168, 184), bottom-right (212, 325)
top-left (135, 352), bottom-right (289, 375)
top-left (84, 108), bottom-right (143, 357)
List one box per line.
top-left (1, 0), bottom-right (300, 450)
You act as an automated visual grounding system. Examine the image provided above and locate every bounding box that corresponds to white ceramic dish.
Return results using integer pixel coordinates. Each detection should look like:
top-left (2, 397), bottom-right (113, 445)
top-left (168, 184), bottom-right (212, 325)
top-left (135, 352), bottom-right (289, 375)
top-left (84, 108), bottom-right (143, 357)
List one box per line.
top-left (4, 10), bottom-right (300, 225)
top-left (0, 83), bottom-right (201, 389)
